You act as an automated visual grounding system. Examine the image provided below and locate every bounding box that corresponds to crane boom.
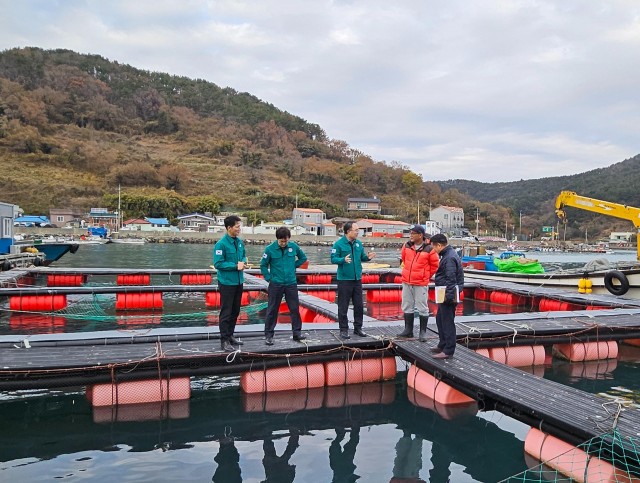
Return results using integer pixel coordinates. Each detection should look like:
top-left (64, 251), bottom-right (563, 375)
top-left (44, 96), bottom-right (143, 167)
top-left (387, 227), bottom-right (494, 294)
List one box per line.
top-left (555, 191), bottom-right (640, 260)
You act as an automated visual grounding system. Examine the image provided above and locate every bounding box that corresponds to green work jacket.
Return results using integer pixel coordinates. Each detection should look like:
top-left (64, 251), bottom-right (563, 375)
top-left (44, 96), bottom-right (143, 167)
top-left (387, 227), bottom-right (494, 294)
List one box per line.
top-left (260, 240), bottom-right (307, 285)
top-left (213, 233), bottom-right (247, 285)
top-left (331, 235), bottom-right (371, 281)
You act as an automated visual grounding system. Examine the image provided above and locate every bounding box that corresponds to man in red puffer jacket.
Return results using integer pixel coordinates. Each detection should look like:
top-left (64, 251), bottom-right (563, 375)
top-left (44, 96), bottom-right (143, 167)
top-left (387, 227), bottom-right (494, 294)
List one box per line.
top-left (398, 225), bottom-right (439, 341)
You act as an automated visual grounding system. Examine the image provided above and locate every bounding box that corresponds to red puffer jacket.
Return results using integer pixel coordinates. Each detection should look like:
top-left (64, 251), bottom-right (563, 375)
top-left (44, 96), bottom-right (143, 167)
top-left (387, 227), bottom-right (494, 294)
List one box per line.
top-left (401, 241), bottom-right (440, 286)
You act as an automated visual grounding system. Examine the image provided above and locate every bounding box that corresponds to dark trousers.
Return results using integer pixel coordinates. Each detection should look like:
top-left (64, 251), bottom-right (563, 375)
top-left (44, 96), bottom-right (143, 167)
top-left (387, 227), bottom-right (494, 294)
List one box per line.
top-left (435, 302), bottom-right (457, 355)
top-left (337, 280), bottom-right (364, 331)
top-left (219, 283), bottom-right (243, 341)
top-left (264, 283), bottom-right (302, 337)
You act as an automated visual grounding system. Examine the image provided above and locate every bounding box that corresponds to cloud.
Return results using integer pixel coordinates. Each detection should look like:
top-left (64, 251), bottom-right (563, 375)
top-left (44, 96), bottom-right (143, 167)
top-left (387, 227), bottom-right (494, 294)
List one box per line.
top-left (0, 0), bottom-right (638, 182)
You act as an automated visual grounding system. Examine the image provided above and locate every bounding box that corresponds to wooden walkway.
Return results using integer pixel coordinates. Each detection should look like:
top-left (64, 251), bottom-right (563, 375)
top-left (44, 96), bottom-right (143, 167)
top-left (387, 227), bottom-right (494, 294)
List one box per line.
top-left (451, 308), bottom-right (640, 347)
top-left (392, 332), bottom-right (640, 450)
top-left (466, 278), bottom-right (640, 308)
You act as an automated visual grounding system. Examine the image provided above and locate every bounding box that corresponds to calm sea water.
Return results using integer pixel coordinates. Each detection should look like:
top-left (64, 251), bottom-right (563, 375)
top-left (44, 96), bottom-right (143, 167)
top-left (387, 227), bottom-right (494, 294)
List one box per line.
top-left (1, 243), bottom-right (640, 482)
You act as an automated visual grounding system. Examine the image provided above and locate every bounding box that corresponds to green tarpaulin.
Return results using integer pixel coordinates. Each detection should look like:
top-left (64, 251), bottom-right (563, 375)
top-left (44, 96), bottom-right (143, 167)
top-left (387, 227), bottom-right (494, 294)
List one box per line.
top-left (493, 257), bottom-right (545, 274)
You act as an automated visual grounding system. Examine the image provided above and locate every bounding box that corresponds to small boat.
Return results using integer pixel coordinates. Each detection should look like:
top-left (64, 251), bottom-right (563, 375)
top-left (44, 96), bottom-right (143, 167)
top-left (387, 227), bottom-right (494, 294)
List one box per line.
top-left (76, 235), bottom-right (109, 245)
top-left (12, 239), bottom-right (79, 265)
top-left (461, 246), bottom-right (528, 272)
top-left (464, 259), bottom-right (640, 298)
top-left (109, 237), bottom-right (146, 245)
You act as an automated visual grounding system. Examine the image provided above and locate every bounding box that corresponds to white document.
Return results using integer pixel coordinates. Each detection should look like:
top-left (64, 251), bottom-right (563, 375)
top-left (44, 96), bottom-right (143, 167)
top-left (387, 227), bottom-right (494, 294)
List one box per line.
top-left (435, 286), bottom-right (460, 304)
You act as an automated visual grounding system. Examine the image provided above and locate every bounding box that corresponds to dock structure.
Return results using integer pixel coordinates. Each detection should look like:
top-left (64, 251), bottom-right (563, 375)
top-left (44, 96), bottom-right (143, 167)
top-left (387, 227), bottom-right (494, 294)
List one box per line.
top-left (466, 277), bottom-right (640, 309)
top-left (1, 325), bottom-right (639, 455)
top-left (3, 265), bottom-right (640, 469)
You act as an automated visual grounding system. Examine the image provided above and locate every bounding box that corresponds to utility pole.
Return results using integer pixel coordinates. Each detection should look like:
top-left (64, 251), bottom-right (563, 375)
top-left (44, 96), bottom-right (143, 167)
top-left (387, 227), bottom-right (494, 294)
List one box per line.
top-left (117, 184), bottom-right (121, 232)
top-left (519, 210), bottom-right (522, 236)
top-left (475, 208), bottom-right (479, 237)
top-left (417, 199), bottom-right (420, 225)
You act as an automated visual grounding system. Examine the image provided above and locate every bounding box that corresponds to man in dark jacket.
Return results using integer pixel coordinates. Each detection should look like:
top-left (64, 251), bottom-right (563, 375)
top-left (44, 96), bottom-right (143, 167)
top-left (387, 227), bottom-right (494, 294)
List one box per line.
top-left (260, 227), bottom-right (308, 345)
top-left (429, 234), bottom-right (464, 359)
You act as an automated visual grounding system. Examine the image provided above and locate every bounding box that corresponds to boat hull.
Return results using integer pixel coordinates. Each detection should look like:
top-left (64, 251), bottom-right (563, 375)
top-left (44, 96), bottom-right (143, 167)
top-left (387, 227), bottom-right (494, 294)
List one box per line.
top-left (464, 267), bottom-right (640, 298)
top-left (33, 243), bottom-right (79, 265)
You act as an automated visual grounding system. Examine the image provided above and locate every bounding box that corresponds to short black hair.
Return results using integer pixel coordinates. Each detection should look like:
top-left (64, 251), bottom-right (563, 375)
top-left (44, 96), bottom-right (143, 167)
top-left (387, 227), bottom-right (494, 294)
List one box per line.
top-left (224, 215), bottom-right (241, 229)
top-left (276, 226), bottom-right (291, 239)
top-left (343, 221), bottom-right (355, 234)
top-left (430, 233), bottom-right (448, 245)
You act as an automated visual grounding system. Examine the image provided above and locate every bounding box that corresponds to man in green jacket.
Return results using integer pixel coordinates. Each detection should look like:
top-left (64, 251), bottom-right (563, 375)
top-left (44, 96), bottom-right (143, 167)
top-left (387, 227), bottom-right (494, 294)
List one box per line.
top-left (213, 215), bottom-right (247, 351)
top-left (331, 221), bottom-right (376, 339)
top-left (260, 227), bottom-right (308, 345)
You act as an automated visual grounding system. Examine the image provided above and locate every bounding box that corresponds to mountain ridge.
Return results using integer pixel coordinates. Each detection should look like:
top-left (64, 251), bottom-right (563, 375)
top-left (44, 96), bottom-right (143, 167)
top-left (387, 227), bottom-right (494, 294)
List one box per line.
top-left (1, 46), bottom-right (638, 240)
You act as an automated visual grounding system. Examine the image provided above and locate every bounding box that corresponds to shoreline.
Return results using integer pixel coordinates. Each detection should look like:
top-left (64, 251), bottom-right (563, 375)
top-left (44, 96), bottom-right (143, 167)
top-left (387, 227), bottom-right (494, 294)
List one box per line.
top-left (14, 227), bottom-right (637, 252)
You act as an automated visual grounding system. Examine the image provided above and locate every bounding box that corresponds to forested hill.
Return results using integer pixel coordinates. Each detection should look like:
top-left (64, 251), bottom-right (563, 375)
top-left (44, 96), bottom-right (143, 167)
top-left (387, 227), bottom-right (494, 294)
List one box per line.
top-left (0, 46), bottom-right (448, 222)
top-left (0, 47), bottom-right (638, 240)
top-left (436, 154), bottom-right (640, 223)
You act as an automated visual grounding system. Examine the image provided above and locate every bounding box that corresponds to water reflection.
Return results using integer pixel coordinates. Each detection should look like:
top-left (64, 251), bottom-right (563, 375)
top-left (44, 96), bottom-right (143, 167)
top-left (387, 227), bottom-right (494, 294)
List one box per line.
top-left (262, 430), bottom-right (299, 483)
top-left (329, 426), bottom-right (360, 482)
top-left (0, 377), bottom-right (530, 482)
top-left (212, 433), bottom-right (242, 483)
top-left (392, 430), bottom-right (425, 482)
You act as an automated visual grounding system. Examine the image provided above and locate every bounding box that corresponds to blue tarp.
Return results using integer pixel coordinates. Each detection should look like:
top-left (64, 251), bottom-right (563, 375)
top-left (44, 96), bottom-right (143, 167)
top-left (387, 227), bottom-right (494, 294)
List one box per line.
top-left (87, 227), bottom-right (108, 237)
top-left (14, 215), bottom-right (51, 226)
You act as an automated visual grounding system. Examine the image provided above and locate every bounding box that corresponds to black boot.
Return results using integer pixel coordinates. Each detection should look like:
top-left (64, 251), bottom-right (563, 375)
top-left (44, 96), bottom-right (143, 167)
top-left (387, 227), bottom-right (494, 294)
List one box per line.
top-left (419, 315), bottom-right (429, 342)
top-left (398, 313), bottom-right (414, 337)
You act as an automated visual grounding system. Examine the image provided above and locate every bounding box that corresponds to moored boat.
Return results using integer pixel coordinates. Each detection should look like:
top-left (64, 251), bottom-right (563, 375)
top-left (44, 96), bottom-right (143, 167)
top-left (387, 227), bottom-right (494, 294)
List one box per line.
top-left (464, 260), bottom-right (640, 297)
top-left (27, 241), bottom-right (79, 265)
top-left (109, 237), bottom-right (146, 245)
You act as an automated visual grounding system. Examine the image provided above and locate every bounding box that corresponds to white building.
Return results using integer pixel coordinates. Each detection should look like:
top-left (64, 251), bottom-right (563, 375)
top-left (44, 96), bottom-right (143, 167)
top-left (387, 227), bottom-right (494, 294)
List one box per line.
top-left (430, 206), bottom-right (465, 234)
top-left (248, 222), bottom-right (306, 236)
top-left (122, 218), bottom-right (176, 232)
top-left (422, 221), bottom-right (441, 236)
top-left (177, 213), bottom-right (220, 231)
top-left (322, 221), bottom-right (337, 237)
top-left (0, 201), bottom-right (19, 254)
top-left (292, 208), bottom-right (330, 235)
top-left (610, 232), bottom-right (634, 243)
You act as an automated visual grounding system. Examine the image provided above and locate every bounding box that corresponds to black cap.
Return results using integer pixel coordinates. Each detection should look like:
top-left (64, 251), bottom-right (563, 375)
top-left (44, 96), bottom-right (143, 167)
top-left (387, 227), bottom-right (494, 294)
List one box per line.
top-left (409, 224), bottom-right (426, 235)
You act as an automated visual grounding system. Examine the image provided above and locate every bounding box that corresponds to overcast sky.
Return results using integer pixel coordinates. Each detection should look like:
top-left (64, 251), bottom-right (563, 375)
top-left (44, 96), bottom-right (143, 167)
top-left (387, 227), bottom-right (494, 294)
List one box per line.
top-left (1, 1), bottom-right (639, 182)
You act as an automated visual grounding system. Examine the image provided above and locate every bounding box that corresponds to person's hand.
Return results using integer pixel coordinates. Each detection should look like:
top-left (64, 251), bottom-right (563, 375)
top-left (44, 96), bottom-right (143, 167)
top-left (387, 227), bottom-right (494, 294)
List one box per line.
top-left (368, 251), bottom-right (377, 259)
top-left (344, 254), bottom-right (352, 263)
top-left (237, 261), bottom-right (245, 270)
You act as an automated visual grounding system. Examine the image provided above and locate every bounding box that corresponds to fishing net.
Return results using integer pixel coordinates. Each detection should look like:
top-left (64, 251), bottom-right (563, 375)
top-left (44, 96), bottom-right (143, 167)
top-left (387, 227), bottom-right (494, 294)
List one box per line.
top-left (5, 291), bottom-right (270, 333)
top-left (501, 428), bottom-right (640, 482)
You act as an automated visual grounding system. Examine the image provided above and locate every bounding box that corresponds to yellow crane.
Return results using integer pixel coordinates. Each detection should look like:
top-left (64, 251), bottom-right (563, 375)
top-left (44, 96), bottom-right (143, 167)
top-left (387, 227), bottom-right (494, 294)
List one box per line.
top-left (555, 190), bottom-right (640, 260)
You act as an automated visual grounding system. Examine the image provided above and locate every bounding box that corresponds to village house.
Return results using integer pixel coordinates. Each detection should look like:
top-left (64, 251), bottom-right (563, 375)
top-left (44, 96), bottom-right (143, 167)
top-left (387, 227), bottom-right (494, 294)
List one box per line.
top-left (122, 217), bottom-right (175, 232)
top-left (247, 222), bottom-right (306, 236)
top-left (49, 208), bottom-right (85, 228)
top-left (177, 213), bottom-right (221, 232)
top-left (356, 219), bottom-right (411, 237)
top-left (0, 201), bottom-right (19, 254)
top-left (292, 208), bottom-right (330, 235)
top-left (347, 197), bottom-right (381, 214)
top-left (87, 208), bottom-right (119, 232)
top-left (429, 205), bottom-right (465, 234)
top-left (609, 232), bottom-right (634, 246)
top-left (422, 220), bottom-right (441, 236)
top-left (321, 221), bottom-right (337, 237)
top-left (121, 218), bottom-right (150, 231)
